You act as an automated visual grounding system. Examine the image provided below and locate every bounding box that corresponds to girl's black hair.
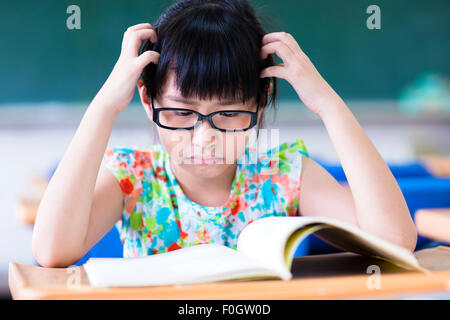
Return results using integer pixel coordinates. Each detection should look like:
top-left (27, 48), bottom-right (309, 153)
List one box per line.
top-left (139, 0), bottom-right (278, 137)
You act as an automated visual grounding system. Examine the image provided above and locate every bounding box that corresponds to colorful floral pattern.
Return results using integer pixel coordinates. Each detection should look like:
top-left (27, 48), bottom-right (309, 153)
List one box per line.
top-left (103, 138), bottom-right (309, 258)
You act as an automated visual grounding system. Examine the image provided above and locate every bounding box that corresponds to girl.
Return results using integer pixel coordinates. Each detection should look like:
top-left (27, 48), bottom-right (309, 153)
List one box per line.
top-left (32, 0), bottom-right (417, 267)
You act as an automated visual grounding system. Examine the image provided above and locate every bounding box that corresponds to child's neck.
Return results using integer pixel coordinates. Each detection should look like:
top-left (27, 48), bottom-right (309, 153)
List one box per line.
top-left (170, 158), bottom-right (237, 208)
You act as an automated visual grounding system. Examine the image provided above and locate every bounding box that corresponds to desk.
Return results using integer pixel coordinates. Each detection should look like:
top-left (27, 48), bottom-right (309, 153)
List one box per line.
top-left (9, 246), bottom-right (450, 300)
top-left (415, 208), bottom-right (450, 243)
top-left (420, 154), bottom-right (450, 177)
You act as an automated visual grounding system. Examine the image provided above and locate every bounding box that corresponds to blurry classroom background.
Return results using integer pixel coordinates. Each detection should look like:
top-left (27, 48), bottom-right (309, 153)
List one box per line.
top-left (1, 0), bottom-right (449, 298)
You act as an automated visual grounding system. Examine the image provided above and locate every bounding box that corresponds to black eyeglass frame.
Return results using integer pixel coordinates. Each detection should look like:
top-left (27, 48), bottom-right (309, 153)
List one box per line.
top-left (151, 99), bottom-right (259, 132)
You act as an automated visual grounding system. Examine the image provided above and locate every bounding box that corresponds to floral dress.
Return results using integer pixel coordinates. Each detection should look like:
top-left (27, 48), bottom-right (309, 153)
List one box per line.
top-left (103, 138), bottom-right (309, 258)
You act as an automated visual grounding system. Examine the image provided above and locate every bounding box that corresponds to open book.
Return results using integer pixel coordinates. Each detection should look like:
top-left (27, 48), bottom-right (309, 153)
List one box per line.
top-left (84, 216), bottom-right (428, 287)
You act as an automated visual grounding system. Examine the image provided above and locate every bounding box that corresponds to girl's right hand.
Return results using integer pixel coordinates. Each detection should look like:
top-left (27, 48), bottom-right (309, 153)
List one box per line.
top-left (93, 23), bottom-right (160, 116)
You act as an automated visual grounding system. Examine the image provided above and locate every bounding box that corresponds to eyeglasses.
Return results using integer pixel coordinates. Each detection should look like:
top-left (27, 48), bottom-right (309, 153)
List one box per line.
top-left (151, 99), bottom-right (259, 132)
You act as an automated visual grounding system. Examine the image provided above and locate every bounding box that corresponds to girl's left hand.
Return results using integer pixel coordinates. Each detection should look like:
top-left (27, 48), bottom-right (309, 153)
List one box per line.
top-left (260, 32), bottom-right (341, 117)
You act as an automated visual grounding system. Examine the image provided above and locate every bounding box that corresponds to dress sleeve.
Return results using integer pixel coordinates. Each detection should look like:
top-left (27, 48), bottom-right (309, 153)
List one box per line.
top-left (261, 137), bottom-right (309, 176)
top-left (264, 138), bottom-right (309, 217)
top-left (103, 147), bottom-right (142, 196)
top-left (285, 138), bottom-right (309, 216)
top-left (287, 138), bottom-right (309, 158)
top-left (103, 147), bottom-right (144, 242)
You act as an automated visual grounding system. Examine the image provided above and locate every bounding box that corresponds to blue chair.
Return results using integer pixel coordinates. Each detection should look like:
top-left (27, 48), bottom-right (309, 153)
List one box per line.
top-left (399, 176), bottom-right (450, 247)
top-left (314, 158), bottom-right (433, 181)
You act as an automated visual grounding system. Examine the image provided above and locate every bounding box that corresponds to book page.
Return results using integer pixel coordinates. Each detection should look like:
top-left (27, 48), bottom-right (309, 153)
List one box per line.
top-left (237, 216), bottom-right (426, 277)
top-left (84, 243), bottom-right (282, 287)
top-left (237, 217), bottom-right (322, 278)
top-left (304, 225), bottom-right (428, 272)
top-left (283, 224), bottom-right (326, 269)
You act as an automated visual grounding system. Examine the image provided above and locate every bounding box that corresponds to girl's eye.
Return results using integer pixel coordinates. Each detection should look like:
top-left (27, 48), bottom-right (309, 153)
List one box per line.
top-left (175, 111), bottom-right (194, 116)
top-left (219, 112), bottom-right (238, 117)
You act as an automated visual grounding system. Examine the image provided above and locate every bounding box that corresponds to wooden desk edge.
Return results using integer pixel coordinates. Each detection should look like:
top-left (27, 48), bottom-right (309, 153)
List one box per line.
top-left (8, 261), bottom-right (450, 300)
top-left (415, 210), bottom-right (450, 243)
top-left (419, 155), bottom-right (450, 177)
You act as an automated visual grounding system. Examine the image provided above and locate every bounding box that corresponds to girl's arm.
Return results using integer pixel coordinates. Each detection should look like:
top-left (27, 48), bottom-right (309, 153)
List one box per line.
top-left (260, 32), bottom-right (417, 251)
top-left (318, 98), bottom-right (417, 251)
top-left (32, 23), bottom-right (160, 267)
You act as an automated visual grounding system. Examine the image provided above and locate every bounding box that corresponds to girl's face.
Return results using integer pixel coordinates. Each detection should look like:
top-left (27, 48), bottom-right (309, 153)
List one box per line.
top-left (139, 70), bottom-right (267, 180)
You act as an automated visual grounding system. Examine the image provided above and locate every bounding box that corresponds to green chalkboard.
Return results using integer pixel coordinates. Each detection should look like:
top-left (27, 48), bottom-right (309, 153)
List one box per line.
top-left (0, 0), bottom-right (449, 103)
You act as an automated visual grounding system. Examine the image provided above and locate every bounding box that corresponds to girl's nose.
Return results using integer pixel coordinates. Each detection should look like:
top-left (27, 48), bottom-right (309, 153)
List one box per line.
top-left (191, 119), bottom-right (218, 148)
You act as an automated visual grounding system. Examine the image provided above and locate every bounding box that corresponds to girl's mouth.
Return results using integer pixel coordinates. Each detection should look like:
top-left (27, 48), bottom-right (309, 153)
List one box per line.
top-left (186, 157), bottom-right (222, 165)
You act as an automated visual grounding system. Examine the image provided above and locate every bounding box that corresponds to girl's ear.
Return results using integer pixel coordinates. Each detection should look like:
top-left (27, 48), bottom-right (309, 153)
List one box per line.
top-left (137, 80), bottom-right (152, 120)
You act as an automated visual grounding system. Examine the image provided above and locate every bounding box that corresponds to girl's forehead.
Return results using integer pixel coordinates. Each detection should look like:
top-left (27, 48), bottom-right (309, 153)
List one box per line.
top-left (161, 93), bottom-right (248, 106)
top-left (159, 70), bottom-right (252, 107)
